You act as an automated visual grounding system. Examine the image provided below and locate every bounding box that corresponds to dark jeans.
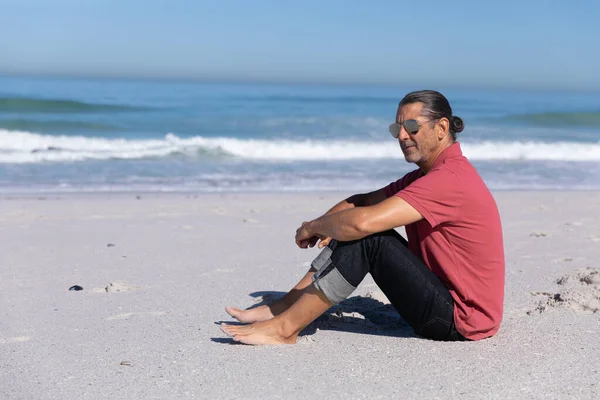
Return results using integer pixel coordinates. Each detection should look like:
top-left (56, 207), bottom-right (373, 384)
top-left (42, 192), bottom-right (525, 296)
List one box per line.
top-left (313, 230), bottom-right (467, 341)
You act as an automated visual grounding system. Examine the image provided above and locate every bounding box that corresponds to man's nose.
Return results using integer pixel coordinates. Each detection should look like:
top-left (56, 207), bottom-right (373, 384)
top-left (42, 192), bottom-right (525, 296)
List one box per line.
top-left (398, 125), bottom-right (411, 141)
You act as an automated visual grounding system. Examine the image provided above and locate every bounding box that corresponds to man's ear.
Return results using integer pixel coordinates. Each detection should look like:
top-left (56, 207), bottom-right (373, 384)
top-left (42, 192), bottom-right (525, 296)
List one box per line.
top-left (437, 118), bottom-right (450, 140)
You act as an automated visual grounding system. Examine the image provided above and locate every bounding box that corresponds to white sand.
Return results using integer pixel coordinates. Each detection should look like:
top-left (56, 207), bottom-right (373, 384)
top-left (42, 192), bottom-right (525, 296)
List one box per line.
top-left (1, 191), bottom-right (599, 399)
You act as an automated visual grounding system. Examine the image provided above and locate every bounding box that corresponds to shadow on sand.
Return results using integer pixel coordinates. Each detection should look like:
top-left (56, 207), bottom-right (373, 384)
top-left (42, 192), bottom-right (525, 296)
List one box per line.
top-left (212, 290), bottom-right (416, 344)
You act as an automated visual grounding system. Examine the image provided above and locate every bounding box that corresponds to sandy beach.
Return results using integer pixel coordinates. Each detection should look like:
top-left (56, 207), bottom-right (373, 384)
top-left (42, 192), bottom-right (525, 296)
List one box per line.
top-left (1, 191), bottom-right (599, 399)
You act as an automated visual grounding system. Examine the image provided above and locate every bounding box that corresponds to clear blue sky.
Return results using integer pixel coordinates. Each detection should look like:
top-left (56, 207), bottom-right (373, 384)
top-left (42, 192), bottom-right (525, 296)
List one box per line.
top-left (1, 0), bottom-right (599, 90)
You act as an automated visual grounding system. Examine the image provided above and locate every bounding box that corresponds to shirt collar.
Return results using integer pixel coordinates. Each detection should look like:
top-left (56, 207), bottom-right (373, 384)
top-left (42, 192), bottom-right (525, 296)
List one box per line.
top-left (430, 142), bottom-right (463, 170)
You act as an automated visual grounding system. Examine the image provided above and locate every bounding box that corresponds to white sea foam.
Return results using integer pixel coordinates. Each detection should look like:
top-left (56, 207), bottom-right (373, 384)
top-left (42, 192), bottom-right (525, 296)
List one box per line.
top-left (1, 129), bottom-right (600, 163)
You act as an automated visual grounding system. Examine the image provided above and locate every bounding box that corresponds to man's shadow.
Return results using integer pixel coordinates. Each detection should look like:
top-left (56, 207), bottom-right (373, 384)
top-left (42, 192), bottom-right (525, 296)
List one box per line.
top-left (213, 290), bottom-right (415, 344)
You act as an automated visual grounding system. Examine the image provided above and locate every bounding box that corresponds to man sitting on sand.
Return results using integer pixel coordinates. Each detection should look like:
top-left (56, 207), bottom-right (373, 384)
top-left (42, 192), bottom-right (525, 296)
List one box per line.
top-left (221, 90), bottom-right (505, 345)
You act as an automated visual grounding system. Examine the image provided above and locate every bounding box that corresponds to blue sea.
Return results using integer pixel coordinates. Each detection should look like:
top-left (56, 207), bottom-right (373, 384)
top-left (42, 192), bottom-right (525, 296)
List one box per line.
top-left (1, 76), bottom-right (599, 193)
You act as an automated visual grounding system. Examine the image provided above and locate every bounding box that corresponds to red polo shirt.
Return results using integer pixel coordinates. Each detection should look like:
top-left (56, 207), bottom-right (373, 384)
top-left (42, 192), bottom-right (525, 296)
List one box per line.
top-left (385, 143), bottom-right (505, 340)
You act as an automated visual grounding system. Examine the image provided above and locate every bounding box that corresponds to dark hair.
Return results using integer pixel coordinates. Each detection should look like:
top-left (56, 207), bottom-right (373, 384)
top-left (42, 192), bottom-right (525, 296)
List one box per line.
top-left (399, 90), bottom-right (464, 141)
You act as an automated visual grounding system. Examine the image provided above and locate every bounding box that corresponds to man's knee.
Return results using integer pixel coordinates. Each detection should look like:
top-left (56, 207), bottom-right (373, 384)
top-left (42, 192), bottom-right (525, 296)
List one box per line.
top-left (310, 241), bottom-right (357, 305)
top-left (312, 266), bottom-right (355, 305)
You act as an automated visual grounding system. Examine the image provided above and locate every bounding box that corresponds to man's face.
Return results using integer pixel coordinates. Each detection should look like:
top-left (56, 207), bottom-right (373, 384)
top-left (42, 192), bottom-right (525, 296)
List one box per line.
top-left (395, 102), bottom-right (438, 166)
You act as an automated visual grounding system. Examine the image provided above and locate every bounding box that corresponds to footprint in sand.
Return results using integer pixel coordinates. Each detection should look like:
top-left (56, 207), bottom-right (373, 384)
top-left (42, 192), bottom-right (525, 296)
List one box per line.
top-left (556, 267), bottom-right (600, 286)
top-left (0, 336), bottom-right (32, 344)
top-left (528, 268), bottom-right (600, 314)
top-left (199, 268), bottom-right (236, 277)
top-left (552, 257), bottom-right (574, 263)
top-left (565, 221), bottom-right (584, 227)
top-left (212, 207), bottom-right (227, 215)
top-left (529, 290), bottom-right (600, 314)
top-left (91, 282), bottom-right (143, 293)
top-left (105, 311), bottom-right (166, 321)
top-left (530, 232), bottom-right (548, 238)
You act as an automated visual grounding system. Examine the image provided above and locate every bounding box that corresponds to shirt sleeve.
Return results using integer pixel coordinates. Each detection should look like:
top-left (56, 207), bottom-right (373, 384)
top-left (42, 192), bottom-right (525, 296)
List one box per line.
top-left (384, 169), bottom-right (421, 198)
top-left (394, 168), bottom-right (463, 228)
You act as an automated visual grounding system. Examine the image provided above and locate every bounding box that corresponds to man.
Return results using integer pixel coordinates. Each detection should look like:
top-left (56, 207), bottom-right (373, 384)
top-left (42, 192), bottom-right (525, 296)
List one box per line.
top-left (221, 90), bottom-right (505, 345)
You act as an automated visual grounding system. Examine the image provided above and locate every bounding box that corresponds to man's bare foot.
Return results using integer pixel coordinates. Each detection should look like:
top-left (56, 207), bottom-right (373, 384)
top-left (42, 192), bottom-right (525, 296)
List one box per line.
top-left (225, 294), bottom-right (298, 323)
top-left (220, 320), bottom-right (297, 345)
top-left (224, 305), bottom-right (274, 323)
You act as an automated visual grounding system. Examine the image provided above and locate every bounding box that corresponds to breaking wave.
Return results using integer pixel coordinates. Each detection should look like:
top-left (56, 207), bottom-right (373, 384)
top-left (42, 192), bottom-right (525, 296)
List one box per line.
top-left (1, 129), bottom-right (600, 163)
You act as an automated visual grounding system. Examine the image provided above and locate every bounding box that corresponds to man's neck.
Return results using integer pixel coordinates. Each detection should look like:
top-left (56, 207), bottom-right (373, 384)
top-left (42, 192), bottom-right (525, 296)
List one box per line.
top-left (417, 141), bottom-right (454, 174)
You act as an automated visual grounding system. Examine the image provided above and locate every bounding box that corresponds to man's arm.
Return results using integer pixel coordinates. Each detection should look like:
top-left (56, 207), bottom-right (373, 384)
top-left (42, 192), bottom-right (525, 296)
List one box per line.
top-left (323, 188), bottom-right (388, 215)
top-left (305, 189), bottom-right (388, 247)
top-left (299, 195), bottom-right (422, 243)
top-left (295, 188), bottom-right (389, 249)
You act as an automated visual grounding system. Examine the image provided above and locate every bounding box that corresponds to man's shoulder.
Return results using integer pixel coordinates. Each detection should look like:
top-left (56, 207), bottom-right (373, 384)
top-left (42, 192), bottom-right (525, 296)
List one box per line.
top-left (403, 168), bottom-right (423, 184)
top-left (432, 156), bottom-right (494, 201)
top-left (429, 154), bottom-right (480, 181)
top-left (384, 169), bottom-right (423, 197)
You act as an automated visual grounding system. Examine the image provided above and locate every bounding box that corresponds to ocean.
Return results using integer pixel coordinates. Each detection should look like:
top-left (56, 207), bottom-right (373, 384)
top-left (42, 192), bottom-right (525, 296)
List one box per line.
top-left (1, 76), bottom-right (599, 193)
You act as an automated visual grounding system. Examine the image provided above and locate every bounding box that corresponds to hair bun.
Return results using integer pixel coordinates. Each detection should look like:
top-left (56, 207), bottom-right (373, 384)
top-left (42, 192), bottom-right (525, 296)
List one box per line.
top-left (451, 116), bottom-right (464, 133)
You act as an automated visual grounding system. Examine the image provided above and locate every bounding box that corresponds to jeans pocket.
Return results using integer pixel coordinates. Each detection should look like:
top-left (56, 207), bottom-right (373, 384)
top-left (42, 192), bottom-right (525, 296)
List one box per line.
top-left (417, 316), bottom-right (453, 340)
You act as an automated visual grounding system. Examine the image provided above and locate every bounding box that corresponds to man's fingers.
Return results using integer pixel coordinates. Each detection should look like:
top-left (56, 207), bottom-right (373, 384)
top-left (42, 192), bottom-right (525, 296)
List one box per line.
top-left (296, 234), bottom-right (323, 249)
top-left (318, 237), bottom-right (331, 248)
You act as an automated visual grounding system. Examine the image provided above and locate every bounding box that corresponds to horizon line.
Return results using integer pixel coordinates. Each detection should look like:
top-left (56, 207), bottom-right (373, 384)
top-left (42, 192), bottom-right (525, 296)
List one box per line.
top-left (1, 71), bottom-right (599, 94)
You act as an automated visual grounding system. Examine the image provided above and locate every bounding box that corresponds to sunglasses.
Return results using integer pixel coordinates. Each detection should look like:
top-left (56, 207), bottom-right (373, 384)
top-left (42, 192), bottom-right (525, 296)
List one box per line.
top-left (388, 119), bottom-right (438, 138)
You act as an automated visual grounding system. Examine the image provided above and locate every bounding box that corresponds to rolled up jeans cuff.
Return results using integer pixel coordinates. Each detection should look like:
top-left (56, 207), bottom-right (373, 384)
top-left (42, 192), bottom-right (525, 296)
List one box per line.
top-left (310, 246), bottom-right (356, 305)
top-left (311, 245), bottom-right (333, 271)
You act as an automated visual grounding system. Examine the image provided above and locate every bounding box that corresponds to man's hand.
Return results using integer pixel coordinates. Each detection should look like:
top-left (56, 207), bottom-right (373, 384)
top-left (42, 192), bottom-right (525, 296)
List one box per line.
top-left (295, 221), bottom-right (313, 248)
top-left (295, 221), bottom-right (327, 249)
